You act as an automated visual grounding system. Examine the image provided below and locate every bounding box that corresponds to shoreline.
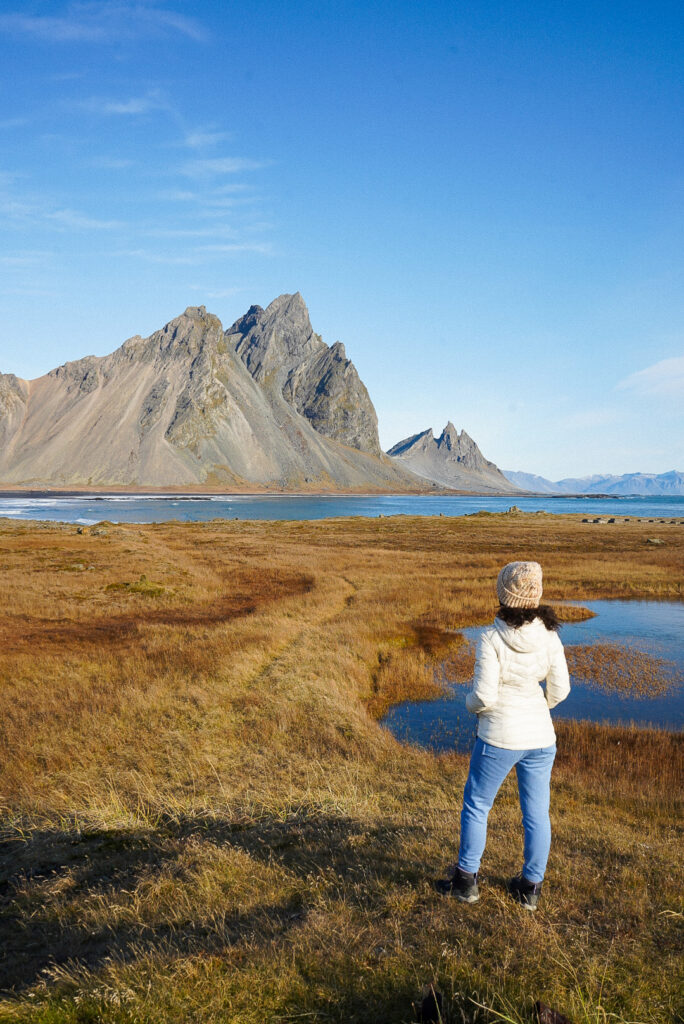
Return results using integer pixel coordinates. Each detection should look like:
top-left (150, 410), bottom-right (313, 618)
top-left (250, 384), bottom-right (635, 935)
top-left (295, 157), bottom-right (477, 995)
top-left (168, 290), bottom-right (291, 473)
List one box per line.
top-left (0, 487), bottom-right (641, 500)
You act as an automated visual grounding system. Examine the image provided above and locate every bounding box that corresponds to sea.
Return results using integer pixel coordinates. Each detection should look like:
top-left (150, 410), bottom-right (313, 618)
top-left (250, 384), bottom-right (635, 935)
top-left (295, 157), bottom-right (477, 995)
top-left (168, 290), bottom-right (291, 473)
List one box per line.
top-left (0, 493), bottom-right (683, 524)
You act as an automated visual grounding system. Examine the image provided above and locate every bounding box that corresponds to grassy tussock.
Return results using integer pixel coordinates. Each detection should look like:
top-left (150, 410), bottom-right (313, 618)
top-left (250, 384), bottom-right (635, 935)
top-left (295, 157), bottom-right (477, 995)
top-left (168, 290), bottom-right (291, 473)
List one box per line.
top-left (0, 513), bottom-right (682, 1023)
top-left (549, 604), bottom-right (596, 622)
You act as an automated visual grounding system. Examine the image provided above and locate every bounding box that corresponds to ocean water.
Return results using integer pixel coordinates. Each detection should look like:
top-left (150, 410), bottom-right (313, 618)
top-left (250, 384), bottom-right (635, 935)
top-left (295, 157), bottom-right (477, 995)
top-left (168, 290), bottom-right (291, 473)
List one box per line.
top-left (382, 600), bottom-right (684, 752)
top-left (1, 493), bottom-right (683, 523)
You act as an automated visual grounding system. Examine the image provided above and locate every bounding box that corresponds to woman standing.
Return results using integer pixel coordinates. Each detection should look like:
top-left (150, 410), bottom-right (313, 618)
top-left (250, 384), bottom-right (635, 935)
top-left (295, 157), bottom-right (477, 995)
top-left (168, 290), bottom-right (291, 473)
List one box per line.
top-left (438, 561), bottom-right (570, 910)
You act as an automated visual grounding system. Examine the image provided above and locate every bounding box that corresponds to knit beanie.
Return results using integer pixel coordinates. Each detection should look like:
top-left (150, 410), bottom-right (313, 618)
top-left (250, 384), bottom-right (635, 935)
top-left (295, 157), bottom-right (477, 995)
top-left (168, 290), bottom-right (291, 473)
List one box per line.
top-left (496, 561), bottom-right (543, 608)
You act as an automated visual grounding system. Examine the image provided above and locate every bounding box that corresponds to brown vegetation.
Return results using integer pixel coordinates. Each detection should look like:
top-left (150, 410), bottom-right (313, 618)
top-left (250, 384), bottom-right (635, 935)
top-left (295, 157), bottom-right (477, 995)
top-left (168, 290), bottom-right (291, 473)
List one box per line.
top-left (0, 513), bottom-right (682, 1023)
top-left (566, 643), bottom-right (677, 697)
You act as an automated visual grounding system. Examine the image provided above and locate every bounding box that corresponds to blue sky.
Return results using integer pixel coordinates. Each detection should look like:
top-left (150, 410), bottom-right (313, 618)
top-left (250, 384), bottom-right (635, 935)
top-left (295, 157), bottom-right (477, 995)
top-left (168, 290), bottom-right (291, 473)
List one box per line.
top-left (0, 0), bottom-right (682, 479)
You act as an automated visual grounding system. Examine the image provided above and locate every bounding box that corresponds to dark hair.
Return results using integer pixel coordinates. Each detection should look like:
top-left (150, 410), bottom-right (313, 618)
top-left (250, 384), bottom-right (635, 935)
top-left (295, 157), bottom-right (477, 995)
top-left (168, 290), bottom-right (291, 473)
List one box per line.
top-left (496, 604), bottom-right (560, 631)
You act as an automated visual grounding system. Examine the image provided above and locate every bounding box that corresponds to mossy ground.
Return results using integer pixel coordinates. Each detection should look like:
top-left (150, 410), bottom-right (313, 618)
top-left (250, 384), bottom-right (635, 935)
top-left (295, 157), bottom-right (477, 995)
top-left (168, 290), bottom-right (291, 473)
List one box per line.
top-left (0, 514), bottom-right (682, 1023)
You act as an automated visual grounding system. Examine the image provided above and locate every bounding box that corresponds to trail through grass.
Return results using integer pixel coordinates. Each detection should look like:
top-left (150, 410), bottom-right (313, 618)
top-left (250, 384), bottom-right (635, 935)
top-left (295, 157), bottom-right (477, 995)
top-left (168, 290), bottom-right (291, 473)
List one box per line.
top-left (0, 513), bottom-right (681, 1023)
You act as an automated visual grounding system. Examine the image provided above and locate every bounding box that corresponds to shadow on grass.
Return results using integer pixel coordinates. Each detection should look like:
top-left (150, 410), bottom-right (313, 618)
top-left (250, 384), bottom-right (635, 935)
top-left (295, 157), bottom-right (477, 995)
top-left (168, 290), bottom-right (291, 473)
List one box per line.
top-left (0, 811), bottom-right (425, 995)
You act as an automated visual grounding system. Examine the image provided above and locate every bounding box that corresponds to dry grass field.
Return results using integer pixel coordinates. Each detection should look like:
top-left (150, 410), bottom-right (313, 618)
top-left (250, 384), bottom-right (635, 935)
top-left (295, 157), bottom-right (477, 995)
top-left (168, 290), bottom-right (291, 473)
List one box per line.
top-left (0, 511), bottom-right (682, 1023)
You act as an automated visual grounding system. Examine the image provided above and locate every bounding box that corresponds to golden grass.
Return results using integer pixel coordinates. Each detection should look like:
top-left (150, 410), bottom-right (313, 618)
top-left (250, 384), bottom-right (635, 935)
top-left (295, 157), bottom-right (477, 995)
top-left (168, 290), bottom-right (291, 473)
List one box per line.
top-left (566, 643), bottom-right (677, 697)
top-left (0, 512), bottom-right (682, 1023)
top-left (549, 604), bottom-right (596, 622)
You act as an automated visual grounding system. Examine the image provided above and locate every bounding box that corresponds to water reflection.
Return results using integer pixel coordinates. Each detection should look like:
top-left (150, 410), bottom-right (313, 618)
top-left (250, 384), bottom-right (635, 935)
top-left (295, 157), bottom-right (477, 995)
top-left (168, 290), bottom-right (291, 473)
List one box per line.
top-left (382, 601), bottom-right (684, 752)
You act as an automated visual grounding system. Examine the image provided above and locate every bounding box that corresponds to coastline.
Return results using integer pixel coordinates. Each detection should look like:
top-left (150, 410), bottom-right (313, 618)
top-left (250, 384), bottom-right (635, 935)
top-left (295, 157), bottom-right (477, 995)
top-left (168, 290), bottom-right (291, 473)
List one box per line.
top-left (0, 486), bottom-right (623, 499)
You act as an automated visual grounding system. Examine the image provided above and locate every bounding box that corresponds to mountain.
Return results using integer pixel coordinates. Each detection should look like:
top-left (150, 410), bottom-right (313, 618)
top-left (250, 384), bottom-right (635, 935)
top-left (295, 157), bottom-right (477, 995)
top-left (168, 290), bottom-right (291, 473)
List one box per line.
top-left (0, 295), bottom-right (427, 491)
top-left (503, 471), bottom-right (562, 493)
top-left (227, 293), bottom-right (380, 454)
top-left (504, 469), bottom-right (684, 495)
top-left (388, 423), bottom-right (520, 493)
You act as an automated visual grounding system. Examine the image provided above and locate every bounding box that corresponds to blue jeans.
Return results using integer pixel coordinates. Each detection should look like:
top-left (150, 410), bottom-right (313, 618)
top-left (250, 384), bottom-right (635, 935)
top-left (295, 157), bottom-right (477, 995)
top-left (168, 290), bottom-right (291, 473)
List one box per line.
top-left (458, 738), bottom-right (557, 883)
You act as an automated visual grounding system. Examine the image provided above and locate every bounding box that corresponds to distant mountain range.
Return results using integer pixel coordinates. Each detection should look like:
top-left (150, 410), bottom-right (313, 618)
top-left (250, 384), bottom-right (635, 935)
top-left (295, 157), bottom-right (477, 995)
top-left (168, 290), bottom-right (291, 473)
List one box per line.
top-left (504, 470), bottom-right (684, 496)
top-left (388, 423), bottom-right (520, 493)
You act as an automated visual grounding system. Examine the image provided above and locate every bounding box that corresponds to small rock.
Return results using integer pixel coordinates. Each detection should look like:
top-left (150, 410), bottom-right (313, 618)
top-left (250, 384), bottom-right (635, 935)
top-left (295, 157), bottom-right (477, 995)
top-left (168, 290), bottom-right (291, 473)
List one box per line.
top-left (646, 537), bottom-right (665, 545)
top-left (419, 983), bottom-right (443, 1023)
top-left (607, 518), bottom-right (616, 523)
top-left (535, 1002), bottom-right (573, 1024)
top-left (91, 526), bottom-right (109, 536)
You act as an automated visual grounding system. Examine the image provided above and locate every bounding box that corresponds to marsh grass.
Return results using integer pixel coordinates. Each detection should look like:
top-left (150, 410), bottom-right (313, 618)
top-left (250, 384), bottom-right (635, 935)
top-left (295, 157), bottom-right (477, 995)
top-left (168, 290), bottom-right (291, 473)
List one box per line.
top-left (105, 574), bottom-right (168, 596)
top-left (549, 604), bottom-right (596, 622)
top-left (566, 644), bottom-right (677, 697)
top-left (0, 513), bottom-right (682, 1022)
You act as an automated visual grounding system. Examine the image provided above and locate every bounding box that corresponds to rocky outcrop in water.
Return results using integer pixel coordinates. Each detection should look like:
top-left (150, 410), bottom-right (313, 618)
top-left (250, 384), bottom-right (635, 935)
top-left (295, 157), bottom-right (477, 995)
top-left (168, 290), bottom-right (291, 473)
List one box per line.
top-left (388, 422), bottom-right (520, 493)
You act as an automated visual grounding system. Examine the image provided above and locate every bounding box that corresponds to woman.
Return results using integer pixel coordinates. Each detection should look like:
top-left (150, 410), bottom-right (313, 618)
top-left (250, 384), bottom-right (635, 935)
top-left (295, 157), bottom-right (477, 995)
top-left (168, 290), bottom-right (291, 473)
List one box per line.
top-left (438, 561), bottom-right (570, 910)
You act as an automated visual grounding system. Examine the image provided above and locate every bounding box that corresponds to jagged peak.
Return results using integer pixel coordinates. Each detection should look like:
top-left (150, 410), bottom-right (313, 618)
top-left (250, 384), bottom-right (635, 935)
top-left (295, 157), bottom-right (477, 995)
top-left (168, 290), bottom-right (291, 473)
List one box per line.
top-left (260, 292), bottom-right (313, 331)
top-left (265, 291), bottom-right (306, 313)
top-left (387, 427), bottom-right (434, 457)
top-left (330, 341), bottom-right (347, 360)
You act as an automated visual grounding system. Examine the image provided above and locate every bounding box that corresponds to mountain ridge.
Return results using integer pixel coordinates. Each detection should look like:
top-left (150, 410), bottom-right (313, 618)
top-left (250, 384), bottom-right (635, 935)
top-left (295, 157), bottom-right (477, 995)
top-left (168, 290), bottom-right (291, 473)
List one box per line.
top-left (0, 297), bottom-right (431, 491)
top-left (388, 422), bottom-right (520, 493)
top-left (504, 469), bottom-right (684, 495)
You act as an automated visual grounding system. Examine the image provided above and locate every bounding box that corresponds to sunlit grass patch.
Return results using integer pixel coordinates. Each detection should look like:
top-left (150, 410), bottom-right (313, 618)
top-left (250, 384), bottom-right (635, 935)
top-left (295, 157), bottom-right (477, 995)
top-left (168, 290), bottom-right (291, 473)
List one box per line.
top-left (566, 642), bottom-right (677, 696)
top-left (549, 603), bottom-right (596, 621)
top-left (105, 574), bottom-right (167, 596)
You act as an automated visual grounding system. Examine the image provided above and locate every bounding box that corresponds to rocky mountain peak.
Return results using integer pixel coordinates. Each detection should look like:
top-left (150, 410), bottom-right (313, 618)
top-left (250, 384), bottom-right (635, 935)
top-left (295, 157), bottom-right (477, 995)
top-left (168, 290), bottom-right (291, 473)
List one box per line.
top-left (228, 292), bottom-right (324, 386)
top-left (227, 292), bottom-right (381, 454)
top-left (387, 428), bottom-right (434, 458)
top-left (387, 422), bottom-right (519, 493)
top-left (438, 422), bottom-right (458, 449)
top-left (120, 306), bottom-right (224, 366)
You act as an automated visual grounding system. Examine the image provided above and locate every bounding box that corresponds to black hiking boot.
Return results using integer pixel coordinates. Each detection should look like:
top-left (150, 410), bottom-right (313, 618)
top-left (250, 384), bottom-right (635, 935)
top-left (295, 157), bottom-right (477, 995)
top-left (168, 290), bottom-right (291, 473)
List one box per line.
top-left (435, 866), bottom-right (479, 903)
top-left (508, 874), bottom-right (542, 911)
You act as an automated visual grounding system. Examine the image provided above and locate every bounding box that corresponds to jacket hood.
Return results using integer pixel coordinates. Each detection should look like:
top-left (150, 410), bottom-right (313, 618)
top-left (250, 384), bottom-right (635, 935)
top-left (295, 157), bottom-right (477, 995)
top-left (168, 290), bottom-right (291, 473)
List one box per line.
top-left (494, 616), bottom-right (550, 653)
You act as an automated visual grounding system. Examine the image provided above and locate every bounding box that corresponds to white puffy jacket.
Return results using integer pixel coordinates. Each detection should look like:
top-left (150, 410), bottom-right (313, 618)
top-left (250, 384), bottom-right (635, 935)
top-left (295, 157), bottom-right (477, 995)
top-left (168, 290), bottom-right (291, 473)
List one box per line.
top-left (465, 617), bottom-right (570, 750)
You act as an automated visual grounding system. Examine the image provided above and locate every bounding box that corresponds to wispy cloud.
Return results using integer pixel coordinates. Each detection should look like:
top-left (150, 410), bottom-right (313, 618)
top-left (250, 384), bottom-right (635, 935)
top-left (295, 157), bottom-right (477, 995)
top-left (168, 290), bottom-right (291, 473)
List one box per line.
top-left (617, 355), bottom-right (684, 398)
top-left (0, 251), bottom-right (52, 267)
top-left (144, 226), bottom-right (238, 239)
top-left (46, 208), bottom-right (123, 230)
top-left (127, 242), bottom-right (273, 265)
top-left (183, 129), bottom-right (232, 149)
top-left (80, 90), bottom-right (167, 116)
top-left (125, 249), bottom-right (200, 266)
top-left (181, 157), bottom-right (269, 177)
top-left (0, 186), bottom-right (123, 231)
top-left (197, 243), bottom-right (273, 255)
top-left (0, 4), bottom-right (207, 44)
top-left (160, 184), bottom-right (253, 205)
